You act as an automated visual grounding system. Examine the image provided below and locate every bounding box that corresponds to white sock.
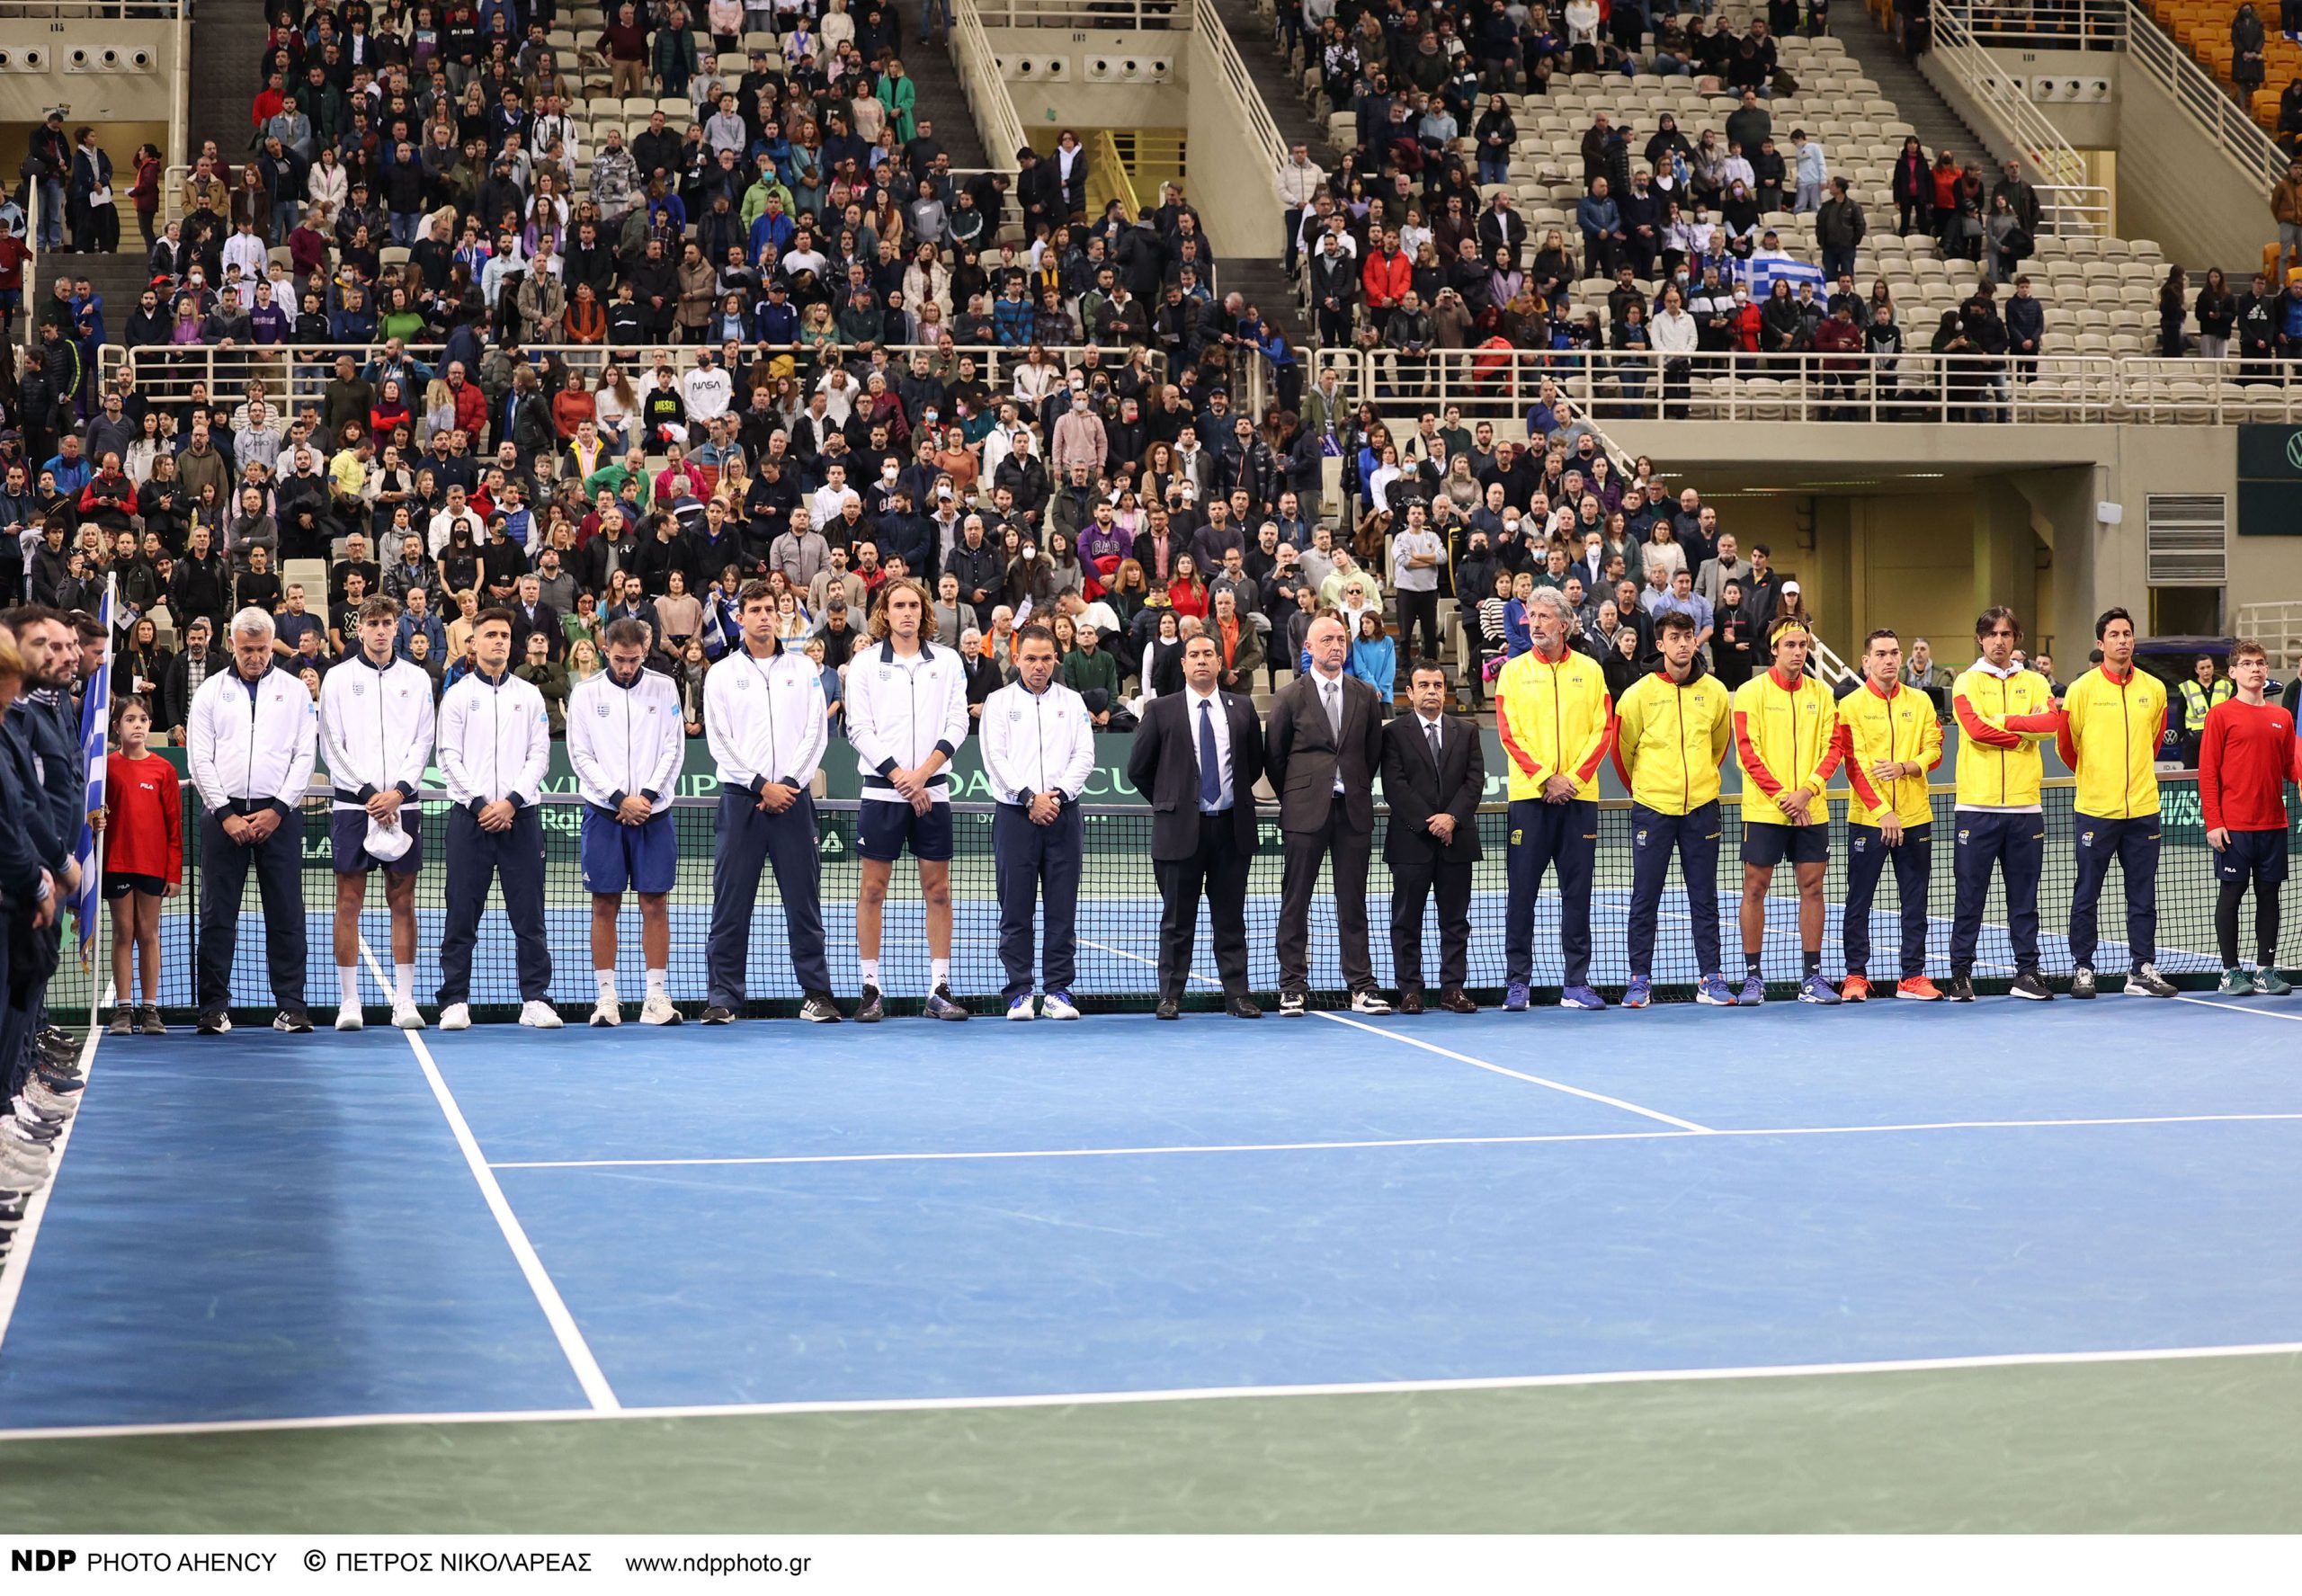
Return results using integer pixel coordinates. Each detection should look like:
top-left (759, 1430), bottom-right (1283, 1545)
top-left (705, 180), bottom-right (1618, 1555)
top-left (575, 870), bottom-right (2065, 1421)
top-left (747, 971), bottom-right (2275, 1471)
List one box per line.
top-left (645, 967), bottom-right (666, 999)
top-left (395, 964), bottom-right (415, 1005)
top-left (859, 957), bottom-right (879, 986)
top-left (595, 968), bottom-right (619, 1003)
top-left (932, 958), bottom-right (950, 991)
top-left (337, 965), bottom-right (358, 1006)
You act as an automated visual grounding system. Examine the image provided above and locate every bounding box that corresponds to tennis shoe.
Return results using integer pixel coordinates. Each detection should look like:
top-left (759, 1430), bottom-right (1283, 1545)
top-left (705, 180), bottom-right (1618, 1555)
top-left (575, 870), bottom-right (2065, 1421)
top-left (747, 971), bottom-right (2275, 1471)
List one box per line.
top-left (1895, 976), bottom-right (1944, 1002)
top-left (273, 1008), bottom-right (314, 1034)
top-left (138, 1006), bottom-right (167, 1035)
top-left (852, 985), bottom-right (884, 1023)
top-left (1737, 975), bottom-right (1766, 1006)
top-left (2124, 963), bottom-right (2177, 999)
top-left (439, 1003), bottom-right (471, 1031)
top-left (1350, 989), bottom-right (1393, 1015)
top-left (391, 1002), bottom-right (424, 1030)
top-left (700, 1005), bottom-right (736, 1025)
top-left (2257, 967), bottom-right (2293, 996)
top-left (1622, 976), bottom-right (1652, 1009)
top-left (104, 1010), bottom-right (131, 1037)
top-left (195, 1010), bottom-right (231, 1036)
top-left (2068, 966), bottom-right (2096, 1000)
top-left (2011, 972), bottom-right (2053, 1001)
top-left (520, 1001), bottom-right (564, 1029)
top-left (2220, 967), bottom-right (2256, 995)
top-left (924, 985), bottom-right (969, 1021)
top-left (638, 994), bottom-right (681, 1026)
top-left (1945, 976), bottom-right (1976, 1003)
top-left (1041, 990), bottom-right (1080, 1021)
top-left (799, 996), bottom-right (843, 1023)
top-left (589, 997), bottom-right (622, 1027)
top-left (1503, 982), bottom-right (1530, 1012)
top-left (1840, 975), bottom-right (1871, 1003)
top-left (335, 1000), bottom-right (363, 1032)
top-left (1006, 994), bottom-right (1037, 1021)
top-left (1278, 991), bottom-right (1308, 1017)
top-left (1558, 985), bottom-right (1605, 1011)
top-left (1798, 973), bottom-right (1842, 1004)
top-left (1695, 974), bottom-right (1737, 1005)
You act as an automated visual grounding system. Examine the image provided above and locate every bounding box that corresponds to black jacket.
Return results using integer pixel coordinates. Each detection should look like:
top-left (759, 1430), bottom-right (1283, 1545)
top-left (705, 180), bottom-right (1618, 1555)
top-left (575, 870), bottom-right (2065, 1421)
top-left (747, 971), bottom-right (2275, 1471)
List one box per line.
top-left (1379, 710), bottom-right (1485, 866)
top-left (1125, 686), bottom-right (1266, 860)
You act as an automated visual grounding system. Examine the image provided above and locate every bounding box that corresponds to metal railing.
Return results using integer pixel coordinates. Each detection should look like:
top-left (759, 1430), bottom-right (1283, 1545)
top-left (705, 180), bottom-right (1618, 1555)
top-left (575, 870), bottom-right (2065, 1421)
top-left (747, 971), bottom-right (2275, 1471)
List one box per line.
top-left (1291, 343), bottom-right (2302, 427)
top-left (2125, 0), bottom-right (2289, 192)
top-left (952, 0), bottom-right (1032, 170)
top-left (0, 0), bottom-right (184, 12)
top-left (1938, 0), bottom-right (2126, 49)
top-left (97, 340), bottom-right (1165, 417)
top-left (971, 0), bottom-right (1182, 25)
top-left (1191, 0), bottom-right (1287, 187)
top-left (1086, 128), bottom-right (1142, 219)
top-left (2234, 602), bottom-right (2302, 671)
top-left (1929, 0), bottom-right (2114, 235)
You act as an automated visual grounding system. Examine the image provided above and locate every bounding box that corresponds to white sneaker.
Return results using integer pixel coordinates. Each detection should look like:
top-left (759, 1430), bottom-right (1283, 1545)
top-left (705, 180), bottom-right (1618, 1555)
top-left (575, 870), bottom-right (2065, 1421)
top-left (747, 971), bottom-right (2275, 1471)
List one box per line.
top-left (1005, 994), bottom-right (1037, 1021)
top-left (439, 1003), bottom-right (471, 1031)
top-left (391, 1001), bottom-right (425, 1030)
top-left (1351, 989), bottom-right (1394, 1015)
top-left (638, 993), bottom-right (681, 1026)
top-left (335, 1000), bottom-right (364, 1032)
top-left (1040, 990), bottom-right (1081, 1021)
top-left (520, 1001), bottom-right (564, 1030)
top-left (589, 995), bottom-right (623, 1028)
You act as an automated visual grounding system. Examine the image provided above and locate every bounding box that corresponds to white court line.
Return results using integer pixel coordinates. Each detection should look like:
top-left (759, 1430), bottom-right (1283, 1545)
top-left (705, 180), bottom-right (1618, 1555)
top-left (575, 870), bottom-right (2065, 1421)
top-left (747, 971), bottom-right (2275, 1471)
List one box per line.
top-left (489, 1111), bottom-right (2302, 1172)
top-left (0, 1024), bottom-right (103, 1360)
top-left (1075, 934), bottom-right (1714, 1133)
top-left (357, 941), bottom-right (620, 1413)
top-left (1312, 1012), bottom-right (1714, 1132)
top-left (8, 1337), bottom-right (2302, 1445)
top-left (2173, 994), bottom-right (2302, 1023)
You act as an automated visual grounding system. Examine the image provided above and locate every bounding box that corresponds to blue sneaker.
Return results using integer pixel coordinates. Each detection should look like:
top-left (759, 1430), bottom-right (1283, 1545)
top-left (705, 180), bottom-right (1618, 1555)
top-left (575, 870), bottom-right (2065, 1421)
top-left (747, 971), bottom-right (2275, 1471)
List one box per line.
top-left (1798, 972), bottom-right (1842, 1005)
top-left (1737, 974), bottom-right (1766, 1006)
top-left (1558, 984), bottom-right (1606, 1011)
top-left (1503, 981), bottom-right (1530, 1012)
top-left (1622, 976), bottom-right (1652, 1009)
top-left (1040, 990), bottom-right (1081, 1021)
top-left (1004, 994), bottom-right (1037, 1021)
top-left (1695, 974), bottom-right (1738, 1006)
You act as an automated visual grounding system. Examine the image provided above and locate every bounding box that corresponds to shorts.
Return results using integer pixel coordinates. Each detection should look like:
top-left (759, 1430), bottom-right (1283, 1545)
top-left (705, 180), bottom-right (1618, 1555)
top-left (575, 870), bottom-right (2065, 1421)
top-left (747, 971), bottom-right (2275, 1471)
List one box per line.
top-left (1742, 821), bottom-right (1829, 869)
top-left (102, 871), bottom-right (165, 900)
top-left (2216, 826), bottom-right (2291, 887)
top-left (330, 807), bottom-right (424, 876)
top-left (858, 793), bottom-right (953, 862)
top-left (580, 806), bottom-right (678, 895)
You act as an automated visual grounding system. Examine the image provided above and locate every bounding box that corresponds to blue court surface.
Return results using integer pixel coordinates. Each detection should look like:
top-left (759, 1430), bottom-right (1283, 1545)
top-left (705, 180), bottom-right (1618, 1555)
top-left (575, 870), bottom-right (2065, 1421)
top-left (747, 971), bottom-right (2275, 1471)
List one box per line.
top-left (4, 986), bottom-right (2301, 1458)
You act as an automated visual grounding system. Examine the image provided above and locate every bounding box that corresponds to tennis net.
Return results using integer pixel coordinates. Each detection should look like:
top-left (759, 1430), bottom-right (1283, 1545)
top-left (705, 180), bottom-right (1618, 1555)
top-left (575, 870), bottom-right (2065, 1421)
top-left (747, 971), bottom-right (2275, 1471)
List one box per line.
top-left (107, 775), bottom-right (2280, 1019)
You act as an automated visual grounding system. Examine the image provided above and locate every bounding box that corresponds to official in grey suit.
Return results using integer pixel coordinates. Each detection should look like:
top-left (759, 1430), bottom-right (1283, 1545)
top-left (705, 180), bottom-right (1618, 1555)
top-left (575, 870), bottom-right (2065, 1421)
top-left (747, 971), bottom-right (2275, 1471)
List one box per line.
top-left (1265, 612), bottom-right (1390, 1014)
top-left (1124, 631), bottom-right (1268, 1021)
top-left (1379, 660), bottom-right (1486, 1013)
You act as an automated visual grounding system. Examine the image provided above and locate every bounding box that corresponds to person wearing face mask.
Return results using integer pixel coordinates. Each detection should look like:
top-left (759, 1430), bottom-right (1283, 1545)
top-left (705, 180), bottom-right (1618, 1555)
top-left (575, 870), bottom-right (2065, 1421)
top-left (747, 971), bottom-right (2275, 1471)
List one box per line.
top-left (1049, 387), bottom-right (1106, 482)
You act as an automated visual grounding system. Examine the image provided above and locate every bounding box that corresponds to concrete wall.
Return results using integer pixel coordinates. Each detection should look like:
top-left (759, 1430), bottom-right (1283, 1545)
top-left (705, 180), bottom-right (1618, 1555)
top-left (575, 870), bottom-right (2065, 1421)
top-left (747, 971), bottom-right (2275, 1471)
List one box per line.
top-left (985, 27), bottom-right (1186, 132)
top-left (1985, 49), bottom-right (2119, 149)
top-left (0, 25), bottom-right (179, 124)
top-left (2110, 64), bottom-right (2269, 270)
top-left (1184, 20), bottom-right (1282, 256)
top-left (1601, 419), bottom-right (2294, 657)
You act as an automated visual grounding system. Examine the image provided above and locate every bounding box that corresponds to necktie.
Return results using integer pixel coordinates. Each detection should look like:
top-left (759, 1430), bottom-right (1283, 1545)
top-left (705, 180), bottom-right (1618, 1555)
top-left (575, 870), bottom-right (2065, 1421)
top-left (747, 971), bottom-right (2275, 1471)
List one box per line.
top-left (1426, 720), bottom-right (1441, 764)
top-left (1198, 698), bottom-right (1221, 809)
top-left (1324, 679), bottom-right (1342, 740)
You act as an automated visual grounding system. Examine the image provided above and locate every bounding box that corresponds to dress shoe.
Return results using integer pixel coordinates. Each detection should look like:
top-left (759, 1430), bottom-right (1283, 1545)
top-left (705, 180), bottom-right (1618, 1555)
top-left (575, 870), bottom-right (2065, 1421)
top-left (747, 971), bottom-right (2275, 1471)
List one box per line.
top-left (1155, 998), bottom-right (1182, 1021)
top-left (1397, 989), bottom-right (1425, 1015)
top-left (1438, 988), bottom-right (1479, 1014)
top-left (1225, 996), bottom-right (1263, 1019)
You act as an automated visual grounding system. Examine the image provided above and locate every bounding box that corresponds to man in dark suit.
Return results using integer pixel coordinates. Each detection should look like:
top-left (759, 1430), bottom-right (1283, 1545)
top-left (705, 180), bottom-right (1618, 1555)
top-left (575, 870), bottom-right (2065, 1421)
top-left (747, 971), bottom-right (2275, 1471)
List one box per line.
top-left (1380, 660), bottom-right (1485, 1013)
top-left (508, 573), bottom-right (563, 662)
top-left (1265, 611), bottom-right (1390, 1015)
top-left (1124, 632), bottom-right (1267, 1021)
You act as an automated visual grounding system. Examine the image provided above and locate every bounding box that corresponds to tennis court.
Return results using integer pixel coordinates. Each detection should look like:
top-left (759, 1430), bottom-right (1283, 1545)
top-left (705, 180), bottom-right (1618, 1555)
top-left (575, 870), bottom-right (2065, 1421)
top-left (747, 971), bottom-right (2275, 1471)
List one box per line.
top-left (3, 982), bottom-right (2301, 1531)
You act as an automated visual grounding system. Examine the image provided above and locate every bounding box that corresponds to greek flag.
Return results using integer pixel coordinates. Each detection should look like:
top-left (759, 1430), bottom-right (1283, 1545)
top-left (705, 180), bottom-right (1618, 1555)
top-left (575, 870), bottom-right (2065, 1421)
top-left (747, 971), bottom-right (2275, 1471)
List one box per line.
top-left (72, 578), bottom-right (112, 960)
top-left (1736, 254), bottom-right (1827, 297)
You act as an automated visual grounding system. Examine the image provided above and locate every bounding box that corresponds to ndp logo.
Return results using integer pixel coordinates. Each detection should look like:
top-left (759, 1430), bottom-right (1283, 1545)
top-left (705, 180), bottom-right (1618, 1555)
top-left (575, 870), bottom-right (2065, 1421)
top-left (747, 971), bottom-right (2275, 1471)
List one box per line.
top-left (11, 1550), bottom-right (76, 1573)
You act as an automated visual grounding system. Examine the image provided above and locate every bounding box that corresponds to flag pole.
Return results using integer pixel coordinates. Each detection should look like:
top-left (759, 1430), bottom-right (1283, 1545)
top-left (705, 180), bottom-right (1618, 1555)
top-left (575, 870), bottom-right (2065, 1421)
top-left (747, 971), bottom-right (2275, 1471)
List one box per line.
top-left (85, 573), bottom-right (115, 1037)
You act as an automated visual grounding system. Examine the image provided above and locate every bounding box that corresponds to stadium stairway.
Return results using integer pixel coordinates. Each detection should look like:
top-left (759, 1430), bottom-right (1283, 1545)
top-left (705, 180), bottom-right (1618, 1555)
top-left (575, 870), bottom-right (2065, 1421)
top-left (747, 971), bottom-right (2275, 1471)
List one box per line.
top-left (1204, 0), bottom-right (1317, 349)
top-left (897, 31), bottom-right (995, 172)
top-left (1834, 15), bottom-right (1994, 179)
top-left (187, 1), bottom-right (271, 178)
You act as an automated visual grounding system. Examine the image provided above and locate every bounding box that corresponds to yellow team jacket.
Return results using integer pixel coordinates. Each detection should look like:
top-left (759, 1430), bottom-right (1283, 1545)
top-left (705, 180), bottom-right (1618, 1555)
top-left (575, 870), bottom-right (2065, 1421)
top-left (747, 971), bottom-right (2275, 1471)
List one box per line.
top-left (1833, 680), bottom-right (1945, 828)
top-left (1611, 665), bottom-right (1733, 816)
top-left (1731, 668), bottom-right (1842, 825)
top-left (1950, 663), bottom-right (2057, 809)
top-left (2059, 664), bottom-right (2168, 819)
top-left (1495, 646), bottom-right (1615, 803)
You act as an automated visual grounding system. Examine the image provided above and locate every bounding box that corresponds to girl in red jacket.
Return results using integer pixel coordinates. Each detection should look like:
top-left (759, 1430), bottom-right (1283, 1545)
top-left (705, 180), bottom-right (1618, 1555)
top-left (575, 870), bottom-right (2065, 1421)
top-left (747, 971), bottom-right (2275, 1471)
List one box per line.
top-left (98, 695), bottom-right (181, 1036)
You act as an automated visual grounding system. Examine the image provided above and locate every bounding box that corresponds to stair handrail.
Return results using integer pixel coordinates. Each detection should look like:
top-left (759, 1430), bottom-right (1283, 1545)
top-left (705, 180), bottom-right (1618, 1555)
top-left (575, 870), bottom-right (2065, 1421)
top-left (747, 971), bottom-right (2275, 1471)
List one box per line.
top-left (2122, 0), bottom-right (2289, 192)
top-left (950, 0), bottom-right (1031, 177)
top-left (1927, 0), bottom-right (2114, 235)
top-left (1191, 0), bottom-right (1289, 184)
